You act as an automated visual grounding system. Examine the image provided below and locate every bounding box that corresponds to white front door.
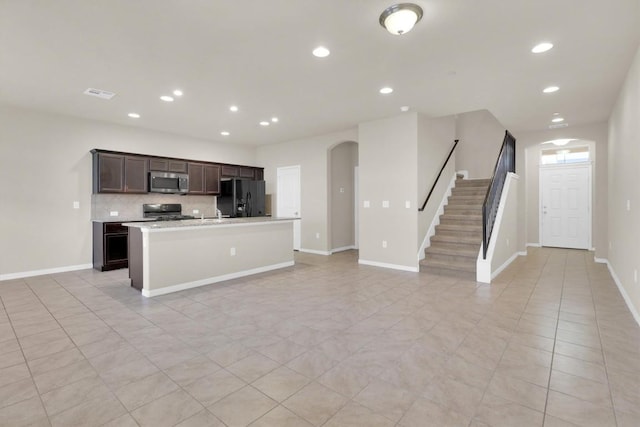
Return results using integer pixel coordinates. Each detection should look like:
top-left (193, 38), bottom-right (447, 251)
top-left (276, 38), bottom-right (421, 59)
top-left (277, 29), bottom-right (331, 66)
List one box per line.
top-left (540, 164), bottom-right (591, 249)
top-left (277, 166), bottom-right (301, 250)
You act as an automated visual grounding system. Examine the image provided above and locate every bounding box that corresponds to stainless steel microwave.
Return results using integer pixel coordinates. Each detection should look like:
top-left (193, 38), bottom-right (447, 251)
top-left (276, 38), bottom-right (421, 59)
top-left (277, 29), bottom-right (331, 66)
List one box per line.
top-left (149, 171), bottom-right (189, 194)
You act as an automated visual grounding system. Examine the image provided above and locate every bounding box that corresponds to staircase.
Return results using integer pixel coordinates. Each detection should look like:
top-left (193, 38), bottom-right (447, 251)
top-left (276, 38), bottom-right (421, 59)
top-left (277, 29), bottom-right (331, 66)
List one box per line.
top-left (420, 178), bottom-right (491, 277)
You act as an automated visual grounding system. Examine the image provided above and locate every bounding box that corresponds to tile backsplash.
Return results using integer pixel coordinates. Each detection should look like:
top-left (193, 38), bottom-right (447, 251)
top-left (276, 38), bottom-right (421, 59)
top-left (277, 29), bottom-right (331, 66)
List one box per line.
top-left (92, 194), bottom-right (217, 220)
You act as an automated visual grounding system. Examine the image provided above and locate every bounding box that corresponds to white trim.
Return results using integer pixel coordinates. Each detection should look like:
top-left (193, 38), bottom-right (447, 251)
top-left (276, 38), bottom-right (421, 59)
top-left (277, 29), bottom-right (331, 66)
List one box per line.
top-left (358, 259), bottom-right (419, 273)
top-left (0, 263), bottom-right (93, 281)
top-left (299, 248), bottom-right (331, 256)
top-left (418, 171), bottom-right (457, 261)
top-left (518, 251), bottom-right (528, 257)
top-left (331, 246), bottom-right (356, 254)
top-left (141, 261), bottom-right (295, 298)
top-left (491, 252), bottom-right (520, 279)
top-left (593, 258), bottom-right (640, 327)
top-left (527, 242), bottom-right (542, 248)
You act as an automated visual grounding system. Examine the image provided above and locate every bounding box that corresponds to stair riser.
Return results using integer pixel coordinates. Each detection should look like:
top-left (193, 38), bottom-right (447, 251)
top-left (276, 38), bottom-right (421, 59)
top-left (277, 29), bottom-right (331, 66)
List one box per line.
top-left (425, 246), bottom-right (478, 257)
top-left (435, 225), bottom-right (482, 233)
top-left (431, 235), bottom-right (480, 244)
top-left (424, 253), bottom-right (476, 266)
top-left (439, 218), bottom-right (482, 227)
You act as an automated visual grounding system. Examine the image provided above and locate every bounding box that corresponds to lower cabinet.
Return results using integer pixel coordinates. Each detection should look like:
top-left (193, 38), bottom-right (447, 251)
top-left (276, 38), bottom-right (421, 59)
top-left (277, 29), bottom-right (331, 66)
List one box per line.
top-left (93, 222), bottom-right (129, 271)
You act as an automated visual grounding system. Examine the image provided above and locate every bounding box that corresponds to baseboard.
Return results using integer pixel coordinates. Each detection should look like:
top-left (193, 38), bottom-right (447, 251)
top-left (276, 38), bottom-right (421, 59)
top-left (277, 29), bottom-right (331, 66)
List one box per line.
top-left (491, 252), bottom-right (520, 279)
top-left (141, 261), bottom-right (295, 297)
top-left (298, 248), bottom-right (331, 256)
top-left (0, 263), bottom-right (93, 281)
top-left (594, 257), bottom-right (640, 327)
top-left (330, 246), bottom-right (356, 254)
top-left (526, 243), bottom-right (542, 248)
top-left (518, 251), bottom-right (528, 257)
top-left (358, 259), bottom-right (419, 273)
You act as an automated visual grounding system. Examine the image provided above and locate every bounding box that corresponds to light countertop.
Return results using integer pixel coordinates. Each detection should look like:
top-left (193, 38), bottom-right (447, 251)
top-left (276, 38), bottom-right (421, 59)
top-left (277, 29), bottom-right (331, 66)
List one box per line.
top-left (123, 216), bottom-right (299, 231)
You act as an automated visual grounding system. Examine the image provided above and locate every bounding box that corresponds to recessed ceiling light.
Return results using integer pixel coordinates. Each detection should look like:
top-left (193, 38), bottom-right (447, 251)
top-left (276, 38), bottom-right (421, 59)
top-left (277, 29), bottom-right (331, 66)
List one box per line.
top-left (220, 131), bottom-right (230, 136)
top-left (271, 117), bottom-right (279, 123)
top-left (127, 113), bottom-right (140, 119)
top-left (380, 87), bottom-right (393, 94)
top-left (543, 86), bottom-right (559, 93)
top-left (312, 46), bottom-right (330, 58)
top-left (551, 117), bottom-right (565, 123)
top-left (173, 89), bottom-right (183, 97)
top-left (400, 106), bottom-right (410, 112)
top-left (160, 95), bottom-right (174, 102)
top-left (552, 112), bottom-right (561, 116)
top-left (259, 121), bottom-right (270, 126)
top-left (229, 105), bottom-right (239, 112)
top-left (532, 42), bottom-right (553, 53)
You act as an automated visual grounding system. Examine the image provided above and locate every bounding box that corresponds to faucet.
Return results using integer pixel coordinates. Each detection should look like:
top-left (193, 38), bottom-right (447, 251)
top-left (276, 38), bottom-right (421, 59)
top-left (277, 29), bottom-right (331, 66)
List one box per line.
top-left (216, 209), bottom-right (222, 220)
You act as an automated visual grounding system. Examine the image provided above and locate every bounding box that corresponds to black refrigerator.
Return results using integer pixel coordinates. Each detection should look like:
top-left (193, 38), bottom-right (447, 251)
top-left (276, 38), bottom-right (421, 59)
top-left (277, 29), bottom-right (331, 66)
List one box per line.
top-left (218, 178), bottom-right (266, 217)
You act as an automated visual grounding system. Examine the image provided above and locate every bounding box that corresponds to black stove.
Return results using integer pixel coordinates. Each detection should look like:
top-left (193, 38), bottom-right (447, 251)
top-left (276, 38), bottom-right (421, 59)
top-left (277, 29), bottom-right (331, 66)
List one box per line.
top-left (143, 204), bottom-right (195, 221)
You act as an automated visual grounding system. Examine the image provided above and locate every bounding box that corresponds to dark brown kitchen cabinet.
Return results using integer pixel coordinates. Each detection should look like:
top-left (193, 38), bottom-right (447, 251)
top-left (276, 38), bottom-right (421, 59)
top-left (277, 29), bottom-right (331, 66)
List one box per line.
top-left (239, 167), bottom-right (255, 179)
top-left (92, 152), bottom-right (148, 193)
top-left (149, 158), bottom-right (188, 173)
top-left (188, 163), bottom-right (220, 195)
top-left (221, 165), bottom-right (239, 177)
top-left (255, 168), bottom-right (264, 180)
top-left (93, 222), bottom-right (129, 271)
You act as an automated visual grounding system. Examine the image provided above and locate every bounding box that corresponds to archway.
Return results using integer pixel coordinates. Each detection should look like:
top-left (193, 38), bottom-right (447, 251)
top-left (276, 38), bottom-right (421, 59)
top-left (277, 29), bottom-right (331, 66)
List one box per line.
top-left (328, 141), bottom-right (359, 253)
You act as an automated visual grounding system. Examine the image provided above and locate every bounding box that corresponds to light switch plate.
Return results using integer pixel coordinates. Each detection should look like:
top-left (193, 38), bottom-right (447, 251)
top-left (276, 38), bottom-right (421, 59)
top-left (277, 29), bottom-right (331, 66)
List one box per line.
top-left (363, 201), bottom-right (370, 208)
top-left (382, 200), bottom-right (389, 208)
top-left (193, 209), bottom-right (199, 214)
top-left (382, 240), bottom-right (387, 248)
top-left (73, 201), bottom-right (80, 209)
top-left (405, 201), bottom-right (410, 209)
top-left (109, 211), bottom-right (118, 217)
top-left (230, 247), bottom-right (236, 256)
top-left (627, 200), bottom-right (631, 211)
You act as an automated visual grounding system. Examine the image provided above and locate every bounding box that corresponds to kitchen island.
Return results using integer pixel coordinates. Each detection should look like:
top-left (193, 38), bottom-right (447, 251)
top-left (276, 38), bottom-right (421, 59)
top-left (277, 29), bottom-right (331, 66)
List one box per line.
top-left (124, 217), bottom-right (296, 297)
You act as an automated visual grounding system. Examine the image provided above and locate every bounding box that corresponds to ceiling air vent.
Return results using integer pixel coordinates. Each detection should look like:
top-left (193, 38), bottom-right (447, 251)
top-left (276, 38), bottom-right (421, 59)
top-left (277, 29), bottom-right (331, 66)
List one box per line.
top-left (83, 88), bottom-right (116, 100)
top-left (549, 122), bottom-right (569, 129)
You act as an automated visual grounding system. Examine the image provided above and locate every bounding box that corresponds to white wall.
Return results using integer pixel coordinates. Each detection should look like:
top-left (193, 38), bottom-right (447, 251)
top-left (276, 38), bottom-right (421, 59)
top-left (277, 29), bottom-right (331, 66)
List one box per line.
top-left (417, 115), bottom-right (456, 250)
top-left (455, 109), bottom-right (505, 179)
top-left (255, 128), bottom-right (358, 254)
top-left (515, 122), bottom-right (608, 258)
top-left (477, 173), bottom-right (520, 283)
top-left (358, 113), bottom-right (419, 271)
top-left (608, 44), bottom-right (640, 319)
top-left (330, 141), bottom-right (358, 251)
top-left (0, 106), bottom-right (255, 278)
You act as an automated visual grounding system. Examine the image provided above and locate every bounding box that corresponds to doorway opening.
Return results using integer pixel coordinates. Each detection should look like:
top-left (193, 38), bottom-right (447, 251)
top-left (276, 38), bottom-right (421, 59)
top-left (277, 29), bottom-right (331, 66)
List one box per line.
top-left (539, 144), bottom-right (592, 249)
top-left (328, 141), bottom-right (358, 253)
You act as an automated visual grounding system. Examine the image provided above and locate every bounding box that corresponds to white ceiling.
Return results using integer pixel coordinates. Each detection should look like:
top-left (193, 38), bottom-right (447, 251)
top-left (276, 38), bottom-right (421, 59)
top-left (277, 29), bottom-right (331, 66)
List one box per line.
top-left (1, 0), bottom-right (639, 145)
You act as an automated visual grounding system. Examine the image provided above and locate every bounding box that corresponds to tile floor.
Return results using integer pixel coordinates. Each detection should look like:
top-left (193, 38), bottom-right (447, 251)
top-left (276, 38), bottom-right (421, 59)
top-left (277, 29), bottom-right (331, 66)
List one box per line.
top-left (0, 248), bottom-right (639, 426)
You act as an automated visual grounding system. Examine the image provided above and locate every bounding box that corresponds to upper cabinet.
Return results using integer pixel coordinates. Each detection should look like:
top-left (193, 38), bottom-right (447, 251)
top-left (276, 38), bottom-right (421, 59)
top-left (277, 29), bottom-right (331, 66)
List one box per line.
top-left (92, 149), bottom-right (260, 194)
top-left (188, 163), bottom-right (220, 195)
top-left (149, 158), bottom-right (188, 173)
top-left (93, 152), bottom-right (148, 193)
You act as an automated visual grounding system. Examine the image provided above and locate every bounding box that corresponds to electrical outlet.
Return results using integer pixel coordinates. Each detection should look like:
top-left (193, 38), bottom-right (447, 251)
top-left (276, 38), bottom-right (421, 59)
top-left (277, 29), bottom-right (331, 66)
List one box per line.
top-left (627, 200), bottom-right (631, 211)
top-left (316, 232), bottom-right (320, 239)
top-left (193, 209), bottom-right (199, 214)
top-left (230, 247), bottom-right (236, 256)
top-left (340, 187), bottom-right (345, 193)
top-left (382, 240), bottom-right (387, 248)
top-left (109, 211), bottom-right (118, 217)
top-left (405, 201), bottom-right (410, 209)
top-left (73, 201), bottom-right (80, 209)
top-left (363, 201), bottom-right (370, 208)
top-left (382, 200), bottom-right (389, 208)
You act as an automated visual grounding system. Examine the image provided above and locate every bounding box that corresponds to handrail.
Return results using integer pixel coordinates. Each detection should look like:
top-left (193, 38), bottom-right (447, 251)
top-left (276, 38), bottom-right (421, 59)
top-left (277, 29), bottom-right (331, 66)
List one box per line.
top-left (418, 139), bottom-right (459, 212)
top-left (482, 130), bottom-right (516, 259)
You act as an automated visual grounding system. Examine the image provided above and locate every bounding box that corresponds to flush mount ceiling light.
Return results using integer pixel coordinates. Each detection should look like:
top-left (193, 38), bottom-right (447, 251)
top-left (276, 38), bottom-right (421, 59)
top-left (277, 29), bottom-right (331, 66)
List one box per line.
top-left (379, 3), bottom-right (423, 35)
top-left (543, 86), bottom-right (559, 93)
top-left (531, 42), bottom-right (553, 53)
top-left (312, 46), bottom-right (330, 58)
top-left (160, 95), bottom-right (174, 102)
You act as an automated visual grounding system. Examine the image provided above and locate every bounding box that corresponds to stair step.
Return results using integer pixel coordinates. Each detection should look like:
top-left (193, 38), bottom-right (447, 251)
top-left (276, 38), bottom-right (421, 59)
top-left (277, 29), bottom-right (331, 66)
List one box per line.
top-left (451, 187), bottom-right (488, 195)
top-left (420, 257), bottom-right (476, 273)
top-left (428, 240), bottom-right (480, 252)
top-left (425, 244), bottom-right (478, 258)
top-left (439, 216), bottom-right (482, 226)
top-left (424, 252), bottom-right (476, 265)
top-left (444, 206), bottom-right (483, 215)
top-left (455, 179), bottom-right (491, 187)
top-left (435, 223), bottom-right (482, 233)
top-left (448, 195), bottom-right (486, 203)
top-left (431, 234), bottom-right (481, 245)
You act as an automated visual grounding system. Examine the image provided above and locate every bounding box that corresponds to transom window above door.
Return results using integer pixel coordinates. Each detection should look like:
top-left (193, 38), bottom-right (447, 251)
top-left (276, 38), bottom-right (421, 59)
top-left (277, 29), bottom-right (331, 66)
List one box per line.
top-left (541, 146), bottom-right (590, 165)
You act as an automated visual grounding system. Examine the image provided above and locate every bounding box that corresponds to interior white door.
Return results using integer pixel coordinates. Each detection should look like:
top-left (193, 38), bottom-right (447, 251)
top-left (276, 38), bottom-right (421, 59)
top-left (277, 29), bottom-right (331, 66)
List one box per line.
top-left (540, 164), bottom-right (591, 249)
top-left (277, 166), bottom-right (301, 250)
